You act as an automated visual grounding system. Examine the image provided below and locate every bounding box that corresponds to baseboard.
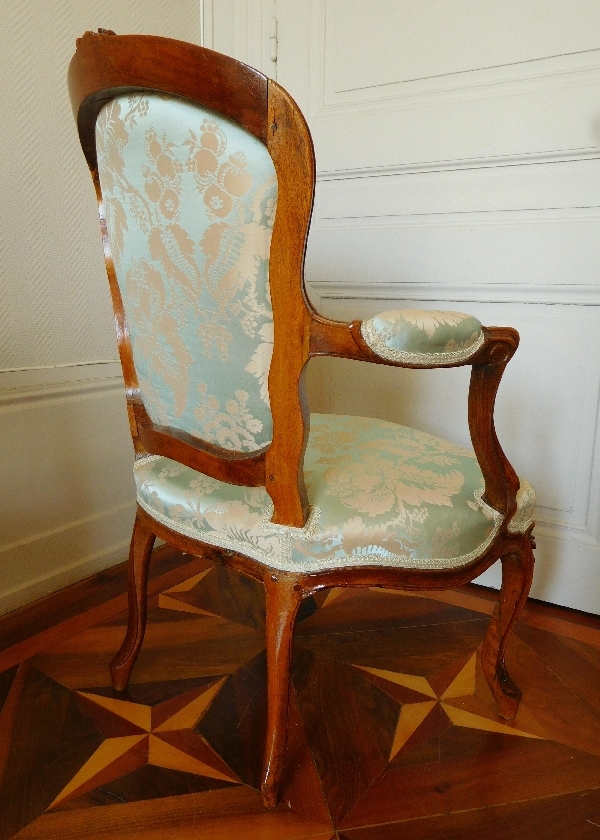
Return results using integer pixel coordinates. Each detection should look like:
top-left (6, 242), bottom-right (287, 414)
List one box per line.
top-left (0, 502), bottom-right (136, 616)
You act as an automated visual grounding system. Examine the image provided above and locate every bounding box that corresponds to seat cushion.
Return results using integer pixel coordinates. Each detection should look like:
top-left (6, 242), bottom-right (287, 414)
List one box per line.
top-left (134, 414), bottom-right (534, 573)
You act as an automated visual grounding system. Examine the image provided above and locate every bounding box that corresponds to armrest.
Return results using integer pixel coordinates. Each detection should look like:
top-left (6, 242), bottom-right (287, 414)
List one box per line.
top-left (360, 309), bottom-right (484, 365)
top-left (309, 308), bottom-right (485, 368)
top-left (308, 307), bottom-right (521, 521)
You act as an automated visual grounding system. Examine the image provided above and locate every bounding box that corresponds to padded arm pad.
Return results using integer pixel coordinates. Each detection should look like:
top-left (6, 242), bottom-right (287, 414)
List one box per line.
top-left (360, 309), bottom-right (485, 366)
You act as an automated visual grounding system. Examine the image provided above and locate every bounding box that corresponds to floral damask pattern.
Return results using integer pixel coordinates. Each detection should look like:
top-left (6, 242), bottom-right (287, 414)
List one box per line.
top-left (96, 95), bottom-right (277, 450)
top-left (132, 413), bottom-right (531, 573)
top-left (194, 383), bottom-right (265, 451)
top-left (361, 309), bottom-right (484, 365)
top-left (507, 479), bottom-right (536, 534)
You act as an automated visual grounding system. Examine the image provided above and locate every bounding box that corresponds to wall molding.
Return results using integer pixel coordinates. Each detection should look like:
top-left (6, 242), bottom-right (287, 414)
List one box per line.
top-left (0, 360), bottom-right (121, 395)
top-left (319, 53), bottom-right (600, 111)
top-left (329, 49), bottom-right (600, 97)
top-left (0, 501), bottom-right (133, 557)
top-left (536, 520), bottom-right (599, 550)
top-left (316, 0), bottom-right (600, 112)
top-left (0, 375), bottom-right (124, 413)
top-left (200, 0), bottom-right (212, 48)
top-left (206, 0), bottom-right (277, 75)
top-left (317, 147), bottom-right (600, 181)
top-left (309, 280), bottom-right (600, 306)
top-left (314, 209), bottom-right (600, 232)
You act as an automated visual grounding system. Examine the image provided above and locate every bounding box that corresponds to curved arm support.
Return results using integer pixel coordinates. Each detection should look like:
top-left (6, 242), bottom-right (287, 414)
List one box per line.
top-left (310, 314), bottom-right (521, 522)
top-left (467, 327), bottom-right (520, 518)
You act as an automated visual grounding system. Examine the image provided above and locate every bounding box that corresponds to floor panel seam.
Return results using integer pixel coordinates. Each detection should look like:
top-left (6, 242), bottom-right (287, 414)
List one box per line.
top-left (339, 785), bottom-right (600, 832)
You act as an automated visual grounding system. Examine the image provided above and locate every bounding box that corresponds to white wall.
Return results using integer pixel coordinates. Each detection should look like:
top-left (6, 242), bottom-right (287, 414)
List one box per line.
top-left (0, 2), bottom-right (201, 615)
top-left (211, 0), bottom-right (600, 614)
top-left (5, 1), bottom-right (598, 616)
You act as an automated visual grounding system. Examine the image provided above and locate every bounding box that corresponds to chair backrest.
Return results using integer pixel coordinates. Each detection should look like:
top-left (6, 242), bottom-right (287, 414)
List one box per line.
top-left (96, 93), bottom-right (277, 453)
top-left (69, 32), bottom-right (316, 527)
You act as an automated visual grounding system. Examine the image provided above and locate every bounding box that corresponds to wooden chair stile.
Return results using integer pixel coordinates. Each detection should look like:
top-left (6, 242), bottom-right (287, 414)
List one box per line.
top-left (68, 31), bottom-right (536, 808)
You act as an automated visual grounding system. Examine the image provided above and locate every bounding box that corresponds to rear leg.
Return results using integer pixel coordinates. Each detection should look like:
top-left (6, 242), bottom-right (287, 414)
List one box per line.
top-left (110, 513), bottom-right (155, 691)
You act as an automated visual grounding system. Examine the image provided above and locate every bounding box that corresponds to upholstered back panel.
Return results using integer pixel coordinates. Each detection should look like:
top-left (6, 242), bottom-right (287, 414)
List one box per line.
top-left (96, 94), bottom-right (277, 452)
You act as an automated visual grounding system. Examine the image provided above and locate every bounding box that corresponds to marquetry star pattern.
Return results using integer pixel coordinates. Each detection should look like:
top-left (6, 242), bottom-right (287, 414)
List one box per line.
top-left (48, 676), bottom-right (238, 810)
top-left (158, 579), bottom-right (545, 763)
top-left (158, 569), bottom-right (218, 616)
top-left (4, 565), bottom-right (600, 840)
top-left (315, 585), bottom-right (542, 759)
top-left (353, 653), bottom-right (543, 761)
top-left (42, 575), bottom-right (597, 819)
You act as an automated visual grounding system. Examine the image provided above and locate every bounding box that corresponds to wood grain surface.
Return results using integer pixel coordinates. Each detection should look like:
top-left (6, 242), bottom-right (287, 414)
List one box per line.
top-left (2, 548), bottom-right (600, 838)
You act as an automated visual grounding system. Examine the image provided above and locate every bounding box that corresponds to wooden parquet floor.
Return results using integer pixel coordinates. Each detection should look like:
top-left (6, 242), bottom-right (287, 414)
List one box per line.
top-left (2, 546), bottom-right (600, 839)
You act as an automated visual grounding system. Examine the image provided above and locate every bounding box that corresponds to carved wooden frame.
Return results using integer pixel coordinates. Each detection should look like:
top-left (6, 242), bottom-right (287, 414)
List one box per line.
top-left (69, 31), bottom-right (535, 809)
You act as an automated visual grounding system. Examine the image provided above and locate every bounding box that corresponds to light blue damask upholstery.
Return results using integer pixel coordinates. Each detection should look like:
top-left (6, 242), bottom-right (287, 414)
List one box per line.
top-left (96, 95), bottom-right (534, 578)
top-left (96, 94), bottom-right (277, 452)
top-left (361, 309), bottom-right (484, 365)
top-left (133, 413), bottom-right (535, 573)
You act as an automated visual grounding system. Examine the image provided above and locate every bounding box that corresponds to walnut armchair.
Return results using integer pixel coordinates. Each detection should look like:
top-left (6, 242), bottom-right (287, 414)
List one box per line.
top-left (68, 31), bottom-right (536, 809)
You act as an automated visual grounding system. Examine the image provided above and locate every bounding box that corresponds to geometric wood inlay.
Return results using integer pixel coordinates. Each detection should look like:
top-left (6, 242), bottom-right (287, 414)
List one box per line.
top-left (4, 552), bottom-right (600, 838)
top-left (47, 677), bottom-right (237, 810)
top-left (358, 653), bottom-right (543, 761)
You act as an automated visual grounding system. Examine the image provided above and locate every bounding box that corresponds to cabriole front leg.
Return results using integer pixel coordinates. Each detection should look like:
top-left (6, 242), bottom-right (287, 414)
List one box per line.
top-left (109, 512), bottom-right (156, 691)
top-left (261, 572), bottom-right (302, 809)
top-left (481, 535), bottom-right (535, 719)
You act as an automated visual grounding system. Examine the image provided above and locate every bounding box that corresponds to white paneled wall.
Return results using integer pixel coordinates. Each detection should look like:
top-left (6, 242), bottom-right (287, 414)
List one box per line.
top-left (0, 3), bottom-right (201, 614)
top-left (3, 0), bottom-right (597, 615)
top-left (213, 0), bottom-right (600, 613)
